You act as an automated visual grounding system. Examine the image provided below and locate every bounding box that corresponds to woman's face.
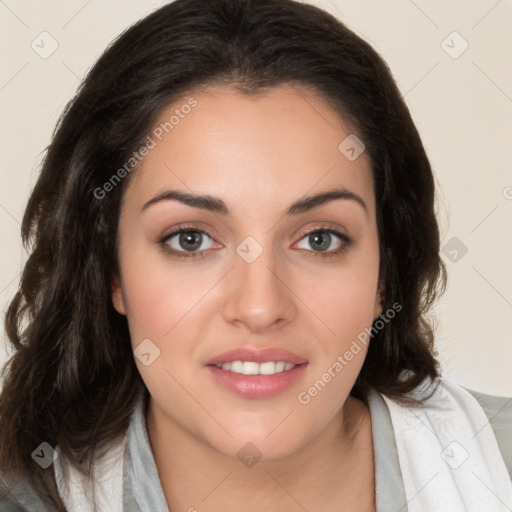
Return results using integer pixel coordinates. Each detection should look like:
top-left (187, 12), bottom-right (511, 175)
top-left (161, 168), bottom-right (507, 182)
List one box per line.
top-left (112, 84), bottom-right (382, 460)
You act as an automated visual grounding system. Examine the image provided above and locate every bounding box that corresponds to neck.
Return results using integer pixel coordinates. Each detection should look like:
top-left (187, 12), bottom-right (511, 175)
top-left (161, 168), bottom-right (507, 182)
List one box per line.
top-left (146, 396), bottom-right (375, 512)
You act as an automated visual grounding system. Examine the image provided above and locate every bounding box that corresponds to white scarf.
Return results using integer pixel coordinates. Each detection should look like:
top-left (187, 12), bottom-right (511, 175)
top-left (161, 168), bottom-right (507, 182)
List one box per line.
top-left (54, 434), bottom-right (126, 512)
top-left (381, 377), bottom-right (512, 511)
top-left (54, 378), bottom-right (512, 511)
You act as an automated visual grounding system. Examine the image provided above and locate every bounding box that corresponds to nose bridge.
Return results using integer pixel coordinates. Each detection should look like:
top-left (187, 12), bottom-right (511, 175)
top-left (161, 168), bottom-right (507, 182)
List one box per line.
top-left (223, 236), bottom-right (295, 330)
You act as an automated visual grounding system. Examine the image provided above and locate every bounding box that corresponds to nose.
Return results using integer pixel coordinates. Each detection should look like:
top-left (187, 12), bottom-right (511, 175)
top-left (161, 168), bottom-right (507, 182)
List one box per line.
top-left (222, 244), bottom-right (297, 333)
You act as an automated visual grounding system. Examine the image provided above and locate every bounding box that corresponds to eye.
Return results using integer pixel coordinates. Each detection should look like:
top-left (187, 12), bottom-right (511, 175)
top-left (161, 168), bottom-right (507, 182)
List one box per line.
top-left (158, 225), bottom-right (352, 261)
top-left (294, 228), bottom-right (351, 256)
top-left (159, 227), bottom-right (218, 259)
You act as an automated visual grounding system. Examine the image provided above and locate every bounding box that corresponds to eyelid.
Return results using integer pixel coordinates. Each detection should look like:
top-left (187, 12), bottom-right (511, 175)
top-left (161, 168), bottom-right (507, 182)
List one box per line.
top-left (159, 223), bottom-right (220, 243)
top-left (296, 222), bottom-right (349, 239)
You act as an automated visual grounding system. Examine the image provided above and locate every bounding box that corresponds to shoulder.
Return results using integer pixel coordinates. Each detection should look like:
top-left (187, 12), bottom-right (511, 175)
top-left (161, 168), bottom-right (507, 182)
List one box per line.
top-left (0, 496), bottom-right (28, 512)
top-left (0, 488), bottom-right (26, 511)
top-left (0, 475), bottom-right (58, 512)
top-left (0, 483), bottom-right (32, 511)
top-left (463, 385), bottom-right (512, 479)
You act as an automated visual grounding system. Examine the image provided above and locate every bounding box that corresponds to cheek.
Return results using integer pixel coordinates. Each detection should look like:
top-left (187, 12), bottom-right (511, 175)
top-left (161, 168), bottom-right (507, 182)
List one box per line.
top-left (119, 244), bottom-right (217, 342)
top-left (119, 255), bottom-right (214, 395)
top-left (296, 249), bottom-right (380, 341)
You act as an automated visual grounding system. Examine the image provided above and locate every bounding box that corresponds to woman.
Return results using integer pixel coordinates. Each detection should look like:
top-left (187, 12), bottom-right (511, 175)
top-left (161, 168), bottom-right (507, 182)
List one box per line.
top-left (0, 0), bottom-right (510, 510)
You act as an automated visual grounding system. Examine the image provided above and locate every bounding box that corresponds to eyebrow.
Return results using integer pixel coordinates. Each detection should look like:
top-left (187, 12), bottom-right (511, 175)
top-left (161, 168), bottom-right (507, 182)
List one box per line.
top-left (141, 187), bottom-right (368, 217)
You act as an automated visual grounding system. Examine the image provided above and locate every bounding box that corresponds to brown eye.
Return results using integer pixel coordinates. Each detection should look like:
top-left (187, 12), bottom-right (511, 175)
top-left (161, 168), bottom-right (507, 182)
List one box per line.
top-left (308, 232), bottom-right (332, 251)
top-left (178, 231), bottom-right (203, 251)
top-left (163, 229), bottom-right (215, 253)
top-left (296, 229), bottom-right (348, 253)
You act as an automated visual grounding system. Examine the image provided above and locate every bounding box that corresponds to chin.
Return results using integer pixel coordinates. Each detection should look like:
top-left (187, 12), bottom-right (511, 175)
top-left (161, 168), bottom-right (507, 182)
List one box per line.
top-left (207, 423), bottom-right (310, 463)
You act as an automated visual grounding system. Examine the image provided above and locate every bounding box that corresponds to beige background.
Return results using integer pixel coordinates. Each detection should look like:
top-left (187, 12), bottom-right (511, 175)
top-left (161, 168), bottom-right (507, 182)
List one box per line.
top-left (1, 0), bottom-right (511, 395)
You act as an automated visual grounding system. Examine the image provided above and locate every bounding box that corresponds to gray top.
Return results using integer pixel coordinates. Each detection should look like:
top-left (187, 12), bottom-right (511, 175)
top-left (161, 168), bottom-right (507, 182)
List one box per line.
top-left (1, 385), bottom-right (511, 511)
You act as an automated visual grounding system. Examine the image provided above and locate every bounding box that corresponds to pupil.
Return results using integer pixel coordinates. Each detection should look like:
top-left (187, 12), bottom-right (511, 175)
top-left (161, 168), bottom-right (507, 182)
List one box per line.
top-left (310, 232), bottom-right (330, 251)
top-left (180, 231), bottom-right (202, 251)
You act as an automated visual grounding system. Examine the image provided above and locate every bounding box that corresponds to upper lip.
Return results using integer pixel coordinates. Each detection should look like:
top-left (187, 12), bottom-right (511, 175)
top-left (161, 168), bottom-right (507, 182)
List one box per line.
top-left (205, 347), bottom-right (308, 366)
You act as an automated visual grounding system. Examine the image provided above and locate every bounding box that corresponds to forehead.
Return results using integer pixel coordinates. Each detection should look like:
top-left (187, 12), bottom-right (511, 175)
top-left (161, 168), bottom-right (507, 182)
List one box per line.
top-left (124, 84), bottom-right (375, 218)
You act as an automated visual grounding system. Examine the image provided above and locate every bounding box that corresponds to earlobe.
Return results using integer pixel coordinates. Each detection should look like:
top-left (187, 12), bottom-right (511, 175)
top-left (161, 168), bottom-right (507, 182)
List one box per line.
top-left (111, 273), bottom-right (126, 315)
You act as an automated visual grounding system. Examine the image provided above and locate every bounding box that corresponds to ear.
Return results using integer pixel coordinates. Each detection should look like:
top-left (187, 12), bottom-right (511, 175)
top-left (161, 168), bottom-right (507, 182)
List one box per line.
top-left (111, 273), bottom-right (127, 315)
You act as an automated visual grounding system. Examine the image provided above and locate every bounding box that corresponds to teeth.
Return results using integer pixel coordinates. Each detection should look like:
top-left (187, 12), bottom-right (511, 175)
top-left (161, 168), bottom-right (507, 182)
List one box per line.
top-left (217, 360), bottom-right (297, 375)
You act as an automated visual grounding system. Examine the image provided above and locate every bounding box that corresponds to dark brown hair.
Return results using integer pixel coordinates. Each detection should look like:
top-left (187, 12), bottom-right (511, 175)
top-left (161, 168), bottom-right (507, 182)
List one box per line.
top-left (0, 0), bottom-right (446, 508)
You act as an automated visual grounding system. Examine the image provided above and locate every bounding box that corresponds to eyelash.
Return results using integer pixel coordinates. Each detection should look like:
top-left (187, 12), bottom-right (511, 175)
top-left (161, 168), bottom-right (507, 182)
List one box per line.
top-left (158, 223), bottom-right (353, 261)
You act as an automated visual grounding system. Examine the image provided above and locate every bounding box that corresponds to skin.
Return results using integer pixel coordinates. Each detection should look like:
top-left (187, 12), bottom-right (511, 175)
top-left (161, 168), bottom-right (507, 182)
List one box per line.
top-left (112, 84), bottom-right (382, 511)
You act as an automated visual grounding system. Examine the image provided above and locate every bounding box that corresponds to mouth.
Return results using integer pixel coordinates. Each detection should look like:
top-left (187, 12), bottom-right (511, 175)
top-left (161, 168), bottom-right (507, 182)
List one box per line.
top-left (205, 346), bottom-right (308, 398)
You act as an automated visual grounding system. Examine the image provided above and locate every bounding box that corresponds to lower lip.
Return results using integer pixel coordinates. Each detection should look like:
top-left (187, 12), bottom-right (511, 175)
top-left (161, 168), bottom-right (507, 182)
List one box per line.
top-left (205, 364), bottom-right (308, 398)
